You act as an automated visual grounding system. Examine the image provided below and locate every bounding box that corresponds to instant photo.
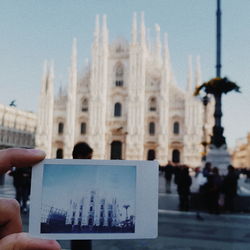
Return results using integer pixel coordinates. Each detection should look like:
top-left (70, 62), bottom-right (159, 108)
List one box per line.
top-left (41, 164), bottom-right (136, 234)
top-left (29, 159), bottom-right (158, 240)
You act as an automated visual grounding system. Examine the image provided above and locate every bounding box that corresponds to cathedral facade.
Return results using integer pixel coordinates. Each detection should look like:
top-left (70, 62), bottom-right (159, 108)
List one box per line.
top-left (36, 13), bottom-right (213, 167)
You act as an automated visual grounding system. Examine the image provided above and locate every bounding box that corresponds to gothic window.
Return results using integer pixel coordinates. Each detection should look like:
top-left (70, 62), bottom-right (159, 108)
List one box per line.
top-left (147, 149), bottom-right (156, 160)
top-left (115, 80), bottom-right (123, 87)
top-left (172, 149), bottom-right (180, 163)
top-left (149, 97), bottom-right (157, 111)
top-left (80, 122), bottom-right (86, 135)
top-left (173, 122), bottom-right (180, 134)
top-left (115, 64), bottom-right (124, 87)
top-left (149, 122), bottom-right (155, 135)
top-left (58, 122), bottom-right (64, 134)
top-left (114, 102), bottom-right (122, 117)
top-left (56, 148), bottom-right (63, 159)
top-left (81, 98), bottom-right (88, 112)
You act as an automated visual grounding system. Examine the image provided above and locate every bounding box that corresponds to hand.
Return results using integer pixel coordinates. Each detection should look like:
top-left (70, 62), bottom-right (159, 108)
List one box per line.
top-left (0, 148), bottom-right (61, 250)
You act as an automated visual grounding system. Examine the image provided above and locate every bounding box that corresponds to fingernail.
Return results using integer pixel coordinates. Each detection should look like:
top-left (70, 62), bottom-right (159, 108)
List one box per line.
top-left (27, 149), bottom-right (46, 157)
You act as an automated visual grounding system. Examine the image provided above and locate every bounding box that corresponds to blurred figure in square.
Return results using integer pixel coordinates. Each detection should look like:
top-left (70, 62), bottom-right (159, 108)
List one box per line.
top-left (164, 161), bottom-right (173, 193)
top-left (206, 167), bottom-right (222, 214)
top-left (222, 165), bottom-right (238, 212)
top-left (195, 162), bottom-right (212, 220)
top-left (176, 165), bottom-right (192, 211)
top-left (9, 166), bottom-right (31, 214)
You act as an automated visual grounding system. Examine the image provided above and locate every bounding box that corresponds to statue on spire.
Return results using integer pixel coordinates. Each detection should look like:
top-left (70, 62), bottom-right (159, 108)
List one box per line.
top-left (131, 12), bottom-right (137, 44)
top-left (187, 55), bottom-right (193, 93)
top-left (94, 14), bottom-right (100, 45)
top-left (155, 23), bottom-right (161, 62)
top-left (140, 12), bottom-right (146, 45)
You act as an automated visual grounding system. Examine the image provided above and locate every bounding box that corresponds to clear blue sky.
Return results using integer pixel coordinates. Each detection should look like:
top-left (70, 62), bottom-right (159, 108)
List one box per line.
top-left (0, 0), bottom-right (249, 148)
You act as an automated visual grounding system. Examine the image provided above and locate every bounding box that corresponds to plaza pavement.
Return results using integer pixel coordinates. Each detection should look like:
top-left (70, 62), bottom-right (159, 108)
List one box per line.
top-left (2, 174), bottom-right (250, 249)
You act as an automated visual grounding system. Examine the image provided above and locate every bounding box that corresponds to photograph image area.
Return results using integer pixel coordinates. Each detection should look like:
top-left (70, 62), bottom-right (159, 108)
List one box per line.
top-left (40, 164), bottom-right (136, 234)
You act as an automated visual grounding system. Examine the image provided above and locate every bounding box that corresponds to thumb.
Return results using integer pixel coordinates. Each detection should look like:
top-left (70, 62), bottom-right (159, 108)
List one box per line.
top-left (0, 232), bottom-right (61, 250)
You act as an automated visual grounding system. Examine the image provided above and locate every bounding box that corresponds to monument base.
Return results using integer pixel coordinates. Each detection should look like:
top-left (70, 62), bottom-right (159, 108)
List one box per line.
top-left (205, 144), bottom-right (231, 175)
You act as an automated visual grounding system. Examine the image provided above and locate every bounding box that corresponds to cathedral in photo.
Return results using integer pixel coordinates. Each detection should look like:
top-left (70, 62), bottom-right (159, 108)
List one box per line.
top-left (36, 13), bottom-right (214, 167)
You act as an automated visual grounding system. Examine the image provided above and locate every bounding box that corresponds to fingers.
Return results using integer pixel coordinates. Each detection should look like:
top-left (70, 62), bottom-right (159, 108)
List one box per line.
top-left (0, 148), bottom-right (46, 175)
top-left (0, 232), bottom-right (61, 250)
top-left (0, 148), bottom-right (55, 250)
top-left (0, 198), bottom-right (22, 239)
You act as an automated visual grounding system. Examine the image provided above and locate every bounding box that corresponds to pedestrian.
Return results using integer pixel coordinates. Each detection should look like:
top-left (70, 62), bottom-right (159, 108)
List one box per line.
top-left (71, 142), bottom-right (93, 250)
top-left (176, 165), bottom-right (192, 211)
top-left (173, 163), bottom-right (181, 187)
top-left (222, 165), bottom-right (238, 212)
top-left (202, 162), bottom-right (212, 178)
top-left (195, 162), bottom-right (212, 220)
top-left (9, 166), bottom-right (32, 213)
top-left (0, 148), bottom-right (60, 250)
top-left (206, 167), bottom-right (222, 214)
top-left (164, 161), bottom-right (173, 193)
top-left (194, 166), bottom-right (201, 178)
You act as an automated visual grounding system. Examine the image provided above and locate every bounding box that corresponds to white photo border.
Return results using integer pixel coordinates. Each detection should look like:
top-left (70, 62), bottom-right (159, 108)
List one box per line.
top-left (29, 159), bottom-right (158, 240)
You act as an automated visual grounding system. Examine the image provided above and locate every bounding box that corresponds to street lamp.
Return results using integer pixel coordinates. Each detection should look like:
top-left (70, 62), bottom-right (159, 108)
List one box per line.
top-left (194, 0), bottom-right (240, 150)
top-left (193, 0), bottom-right (240, 172)
top-left (201, 94), bottom-right (210, 162)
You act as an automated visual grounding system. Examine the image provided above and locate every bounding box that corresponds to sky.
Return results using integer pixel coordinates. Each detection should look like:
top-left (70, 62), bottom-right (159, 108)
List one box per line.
top-left (42, 164), bottom-right (136, 218)
top-left (0, 0), bottom-right (250, 149)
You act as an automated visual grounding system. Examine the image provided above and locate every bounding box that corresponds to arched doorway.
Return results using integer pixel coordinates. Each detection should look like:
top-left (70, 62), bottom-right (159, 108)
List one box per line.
top-left (147, 149), bottom-right (156, 160)
top-left (172, 149), bottom-right (180, 163)
top-left (110, 141), bottom-right (122, 159)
